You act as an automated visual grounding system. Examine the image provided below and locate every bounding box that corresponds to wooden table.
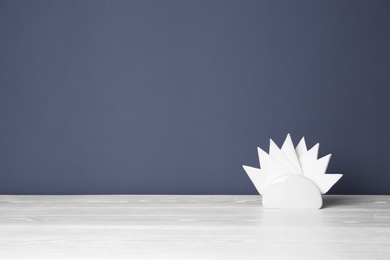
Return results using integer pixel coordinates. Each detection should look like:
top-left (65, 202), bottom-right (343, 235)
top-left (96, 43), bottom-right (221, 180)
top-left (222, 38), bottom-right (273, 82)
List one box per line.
top-left (0, 195), bottom-right (389, 259)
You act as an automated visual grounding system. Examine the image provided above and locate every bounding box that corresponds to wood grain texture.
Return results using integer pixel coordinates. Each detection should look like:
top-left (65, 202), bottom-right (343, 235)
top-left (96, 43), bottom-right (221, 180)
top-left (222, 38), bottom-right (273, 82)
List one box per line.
top-left (0, 195), bottom-right (389, 259)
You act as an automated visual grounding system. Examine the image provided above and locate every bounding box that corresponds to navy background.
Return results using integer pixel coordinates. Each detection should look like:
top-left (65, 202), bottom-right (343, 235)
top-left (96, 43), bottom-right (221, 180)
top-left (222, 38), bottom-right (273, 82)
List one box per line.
top-left (0, 0), bottom-right (389, 195)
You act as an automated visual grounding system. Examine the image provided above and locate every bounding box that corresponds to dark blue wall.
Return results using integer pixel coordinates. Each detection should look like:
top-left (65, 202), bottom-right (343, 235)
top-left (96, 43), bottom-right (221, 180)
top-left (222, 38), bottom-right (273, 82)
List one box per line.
top-left (1, 0), bottom-right (389, 195)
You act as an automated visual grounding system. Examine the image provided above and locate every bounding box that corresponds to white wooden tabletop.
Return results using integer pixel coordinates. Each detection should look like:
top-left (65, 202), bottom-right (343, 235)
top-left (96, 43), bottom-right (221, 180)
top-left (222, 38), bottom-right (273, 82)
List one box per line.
top-left (0, 195), bottom-right (389, 259)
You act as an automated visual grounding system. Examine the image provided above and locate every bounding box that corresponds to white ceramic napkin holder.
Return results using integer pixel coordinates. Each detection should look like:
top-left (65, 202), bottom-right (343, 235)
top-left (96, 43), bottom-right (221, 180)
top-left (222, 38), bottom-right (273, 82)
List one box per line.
top-left (243, 134), bottom-right (342, 209)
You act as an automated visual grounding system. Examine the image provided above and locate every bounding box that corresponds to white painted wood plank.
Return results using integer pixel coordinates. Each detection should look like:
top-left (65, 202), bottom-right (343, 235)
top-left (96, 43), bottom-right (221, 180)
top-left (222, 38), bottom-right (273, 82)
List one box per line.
top-left (0, 195), bottom-right (389, 259)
